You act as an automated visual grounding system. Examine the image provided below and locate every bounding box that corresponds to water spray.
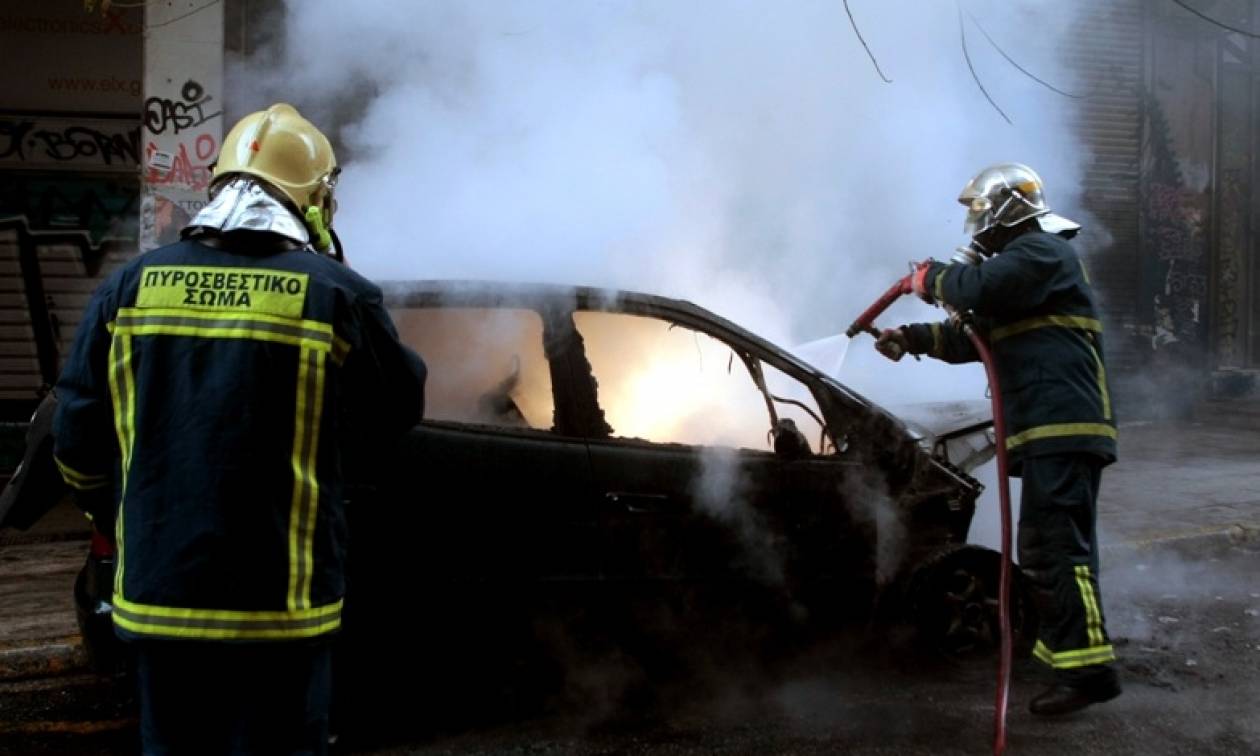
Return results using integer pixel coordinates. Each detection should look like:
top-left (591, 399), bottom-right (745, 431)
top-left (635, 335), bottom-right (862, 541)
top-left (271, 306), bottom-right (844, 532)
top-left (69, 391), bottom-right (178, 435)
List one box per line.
top-left (845, 268), bottom-right (1014, 756)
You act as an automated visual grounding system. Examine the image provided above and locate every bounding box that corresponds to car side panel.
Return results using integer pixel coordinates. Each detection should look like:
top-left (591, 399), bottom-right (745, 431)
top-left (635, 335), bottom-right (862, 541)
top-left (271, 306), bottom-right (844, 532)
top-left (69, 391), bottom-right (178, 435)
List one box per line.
top-left (586, 438), bottom-right (879, 620)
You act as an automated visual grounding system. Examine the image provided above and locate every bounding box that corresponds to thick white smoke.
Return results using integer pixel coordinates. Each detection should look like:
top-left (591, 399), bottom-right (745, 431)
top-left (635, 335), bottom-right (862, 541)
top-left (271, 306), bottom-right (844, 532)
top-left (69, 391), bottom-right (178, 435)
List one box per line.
top-left (231, 0), bottom-right (1094, 543)
top-left (233, 0), bottom-right (1089, 346)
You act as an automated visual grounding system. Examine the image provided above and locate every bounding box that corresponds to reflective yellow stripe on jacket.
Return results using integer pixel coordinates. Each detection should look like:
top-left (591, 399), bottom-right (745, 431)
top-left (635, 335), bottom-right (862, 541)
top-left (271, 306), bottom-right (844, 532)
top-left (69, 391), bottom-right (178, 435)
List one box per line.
top-left (929, 322), bottom-right (944, 359)
top-left (287, 346), bottom-right (327, 611)
top-left (1087, 340), bottom-right (1113, 421)
top-left (107, 306), bottom-right (346, 633)
top-left (989, 314), bottom-right (1113, 451)
top-left (112, 595), bottom-right (343, 641)
top-left (54, 456), bottom-right (109, 491)
top-left (1004, 422), bottom-right (1117, 451)
top-left (113, 307), bottom-right (349, 363)
top-left (107, 332), bottom-right (136, 597)
top-left (990, 314), bottom-right (1102, 343)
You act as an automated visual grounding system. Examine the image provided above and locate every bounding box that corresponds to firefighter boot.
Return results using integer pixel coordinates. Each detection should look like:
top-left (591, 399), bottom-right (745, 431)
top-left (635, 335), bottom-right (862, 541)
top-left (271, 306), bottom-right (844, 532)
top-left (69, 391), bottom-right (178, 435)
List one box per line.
top-left (1029, 665), bottom-right (1122, 716)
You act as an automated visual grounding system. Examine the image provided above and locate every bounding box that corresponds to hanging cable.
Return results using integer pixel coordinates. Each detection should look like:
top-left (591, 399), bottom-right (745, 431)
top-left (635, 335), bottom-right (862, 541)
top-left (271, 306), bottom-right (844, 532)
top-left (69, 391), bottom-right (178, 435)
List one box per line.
top-left (964, 9), bottom-right (1085, 98)
top-left (957, 1), bottom-right (1012, 125)
top-left (1170, 0), bottom-right (1260, 38)
top-left (843, 0), bottom-right (893, 83)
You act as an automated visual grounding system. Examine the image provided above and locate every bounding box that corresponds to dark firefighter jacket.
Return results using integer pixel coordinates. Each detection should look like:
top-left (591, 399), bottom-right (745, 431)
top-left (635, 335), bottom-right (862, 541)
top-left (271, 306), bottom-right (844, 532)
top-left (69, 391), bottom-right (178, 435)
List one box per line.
top-left (901, 230), bottom-right (1116, 473)
top-left (52, 237), bottom-right (427, 643)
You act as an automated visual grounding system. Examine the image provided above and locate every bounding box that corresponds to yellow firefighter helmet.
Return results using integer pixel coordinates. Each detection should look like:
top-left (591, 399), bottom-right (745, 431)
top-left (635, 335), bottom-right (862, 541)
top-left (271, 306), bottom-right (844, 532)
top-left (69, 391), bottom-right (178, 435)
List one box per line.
top-left (212, 103), bottom-right (338, 223)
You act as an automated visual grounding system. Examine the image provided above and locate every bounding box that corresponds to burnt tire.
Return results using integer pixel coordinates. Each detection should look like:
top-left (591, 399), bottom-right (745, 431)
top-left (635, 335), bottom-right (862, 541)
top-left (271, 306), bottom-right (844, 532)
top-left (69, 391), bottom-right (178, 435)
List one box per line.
top-left (906, 545), bottom-right (1037, 660)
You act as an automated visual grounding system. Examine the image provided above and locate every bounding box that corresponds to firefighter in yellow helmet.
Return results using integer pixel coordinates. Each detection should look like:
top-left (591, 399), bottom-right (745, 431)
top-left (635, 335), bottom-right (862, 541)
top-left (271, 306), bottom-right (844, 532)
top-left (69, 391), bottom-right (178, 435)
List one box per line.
top-left (193, 102), bottom-right (343, 258)
top-left (53, 104), bottom-right (426, 754)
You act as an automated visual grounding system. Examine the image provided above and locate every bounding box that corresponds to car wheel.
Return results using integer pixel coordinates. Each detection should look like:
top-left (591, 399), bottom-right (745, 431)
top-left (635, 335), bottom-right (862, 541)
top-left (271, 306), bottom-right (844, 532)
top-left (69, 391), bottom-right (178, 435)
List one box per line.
top-left (906, 545), bottom-right (1037, 660)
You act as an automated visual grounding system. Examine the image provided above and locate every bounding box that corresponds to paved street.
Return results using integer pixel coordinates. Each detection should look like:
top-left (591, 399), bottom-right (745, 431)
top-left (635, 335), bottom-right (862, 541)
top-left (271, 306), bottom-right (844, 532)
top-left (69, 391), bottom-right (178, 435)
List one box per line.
top-left (1099, 421), bottom-right (1260, 549)
top-left (2, 419), bottom-right (1259, 754)
top-left (353, 545), bottom-right (1260, 756)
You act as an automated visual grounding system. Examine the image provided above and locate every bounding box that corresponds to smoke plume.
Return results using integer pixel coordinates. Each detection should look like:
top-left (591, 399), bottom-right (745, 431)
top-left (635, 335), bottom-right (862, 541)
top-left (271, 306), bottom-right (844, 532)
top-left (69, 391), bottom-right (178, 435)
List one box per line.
top-left (230, 0), bottom-right (1098, 549)
top-left (231, 0), bottom-right (1093, 364)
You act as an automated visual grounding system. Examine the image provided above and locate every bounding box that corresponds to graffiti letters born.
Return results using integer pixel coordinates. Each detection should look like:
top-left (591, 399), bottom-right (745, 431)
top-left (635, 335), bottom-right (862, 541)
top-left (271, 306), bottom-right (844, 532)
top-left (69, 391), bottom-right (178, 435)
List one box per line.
top-left (0, 118), bottom-right (141, 170)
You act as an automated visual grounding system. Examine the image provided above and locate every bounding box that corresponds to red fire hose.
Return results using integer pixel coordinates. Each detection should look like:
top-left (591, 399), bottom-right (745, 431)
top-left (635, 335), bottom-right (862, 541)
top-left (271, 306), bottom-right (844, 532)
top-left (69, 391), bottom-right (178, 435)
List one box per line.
top-left (963, 320), bottom-right (1013, 756)
top-left (847, 282), bottom-right (1014, 756)
top-left (844, 275), bottom-right (914, 339)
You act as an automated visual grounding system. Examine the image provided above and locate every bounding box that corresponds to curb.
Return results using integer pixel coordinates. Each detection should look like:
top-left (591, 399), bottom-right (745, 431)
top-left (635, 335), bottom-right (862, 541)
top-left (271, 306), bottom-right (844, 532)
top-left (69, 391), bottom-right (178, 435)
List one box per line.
top-left (0, 637), bottom-right (87, 682)
top-left (1101, 521), bottom-right (1260, 563)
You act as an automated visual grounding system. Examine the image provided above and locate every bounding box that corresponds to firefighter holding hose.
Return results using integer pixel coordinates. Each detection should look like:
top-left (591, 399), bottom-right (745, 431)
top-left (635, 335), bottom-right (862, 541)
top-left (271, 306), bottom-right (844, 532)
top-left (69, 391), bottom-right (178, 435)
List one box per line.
top-left (52, 104), bottom-right (427, 753)
top-left (875, 163), bottom-right (1121, 716)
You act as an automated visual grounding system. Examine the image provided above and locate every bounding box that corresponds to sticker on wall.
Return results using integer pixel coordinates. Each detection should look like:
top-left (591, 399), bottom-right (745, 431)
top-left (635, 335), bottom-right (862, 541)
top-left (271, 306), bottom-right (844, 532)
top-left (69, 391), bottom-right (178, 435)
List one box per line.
top-left (148, 150), bottom-right (174, 173)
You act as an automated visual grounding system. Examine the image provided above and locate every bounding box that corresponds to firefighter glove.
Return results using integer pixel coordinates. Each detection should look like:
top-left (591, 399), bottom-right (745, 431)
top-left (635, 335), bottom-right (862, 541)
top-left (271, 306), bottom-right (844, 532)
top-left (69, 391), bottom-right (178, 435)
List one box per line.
top-left (875, 327), bottom-right (910, 362)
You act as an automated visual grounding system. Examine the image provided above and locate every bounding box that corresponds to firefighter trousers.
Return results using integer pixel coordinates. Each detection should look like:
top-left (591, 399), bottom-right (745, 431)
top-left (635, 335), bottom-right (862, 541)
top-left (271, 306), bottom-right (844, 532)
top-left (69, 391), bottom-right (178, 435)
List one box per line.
top-left (134, 639), bottom-right (332, 755)
top-left (1017, 453), bottom-right (1117, 685)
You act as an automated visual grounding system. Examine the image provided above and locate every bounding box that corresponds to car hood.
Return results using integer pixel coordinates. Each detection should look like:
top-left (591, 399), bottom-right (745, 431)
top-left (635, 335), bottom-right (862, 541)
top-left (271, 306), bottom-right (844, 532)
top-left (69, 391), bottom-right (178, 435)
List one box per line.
top-left (888, 399), bottom-right (992, 442)
top-left (791, 335), bottom-right (994, 473)
top-left (890, 399), bottom-right (996, 474)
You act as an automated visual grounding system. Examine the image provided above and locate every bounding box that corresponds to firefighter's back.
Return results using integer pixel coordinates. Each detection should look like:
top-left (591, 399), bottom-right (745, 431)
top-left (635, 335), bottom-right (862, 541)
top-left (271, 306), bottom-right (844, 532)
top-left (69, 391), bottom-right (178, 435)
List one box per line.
top-left (98, 235), bottom-right (389, 642)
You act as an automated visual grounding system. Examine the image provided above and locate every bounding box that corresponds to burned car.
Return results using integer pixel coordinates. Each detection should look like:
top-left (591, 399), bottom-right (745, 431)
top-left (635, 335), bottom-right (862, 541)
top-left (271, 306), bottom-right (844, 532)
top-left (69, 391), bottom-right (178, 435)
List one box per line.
top-left (0, 280), bottom-right (1032, 728)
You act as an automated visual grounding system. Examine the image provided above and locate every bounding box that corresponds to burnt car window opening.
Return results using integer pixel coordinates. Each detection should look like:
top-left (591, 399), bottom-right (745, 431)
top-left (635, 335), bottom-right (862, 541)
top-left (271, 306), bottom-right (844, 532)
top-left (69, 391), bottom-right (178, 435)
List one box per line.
top-left (390, 307), bottom-right (555, 430)
top-left (572, 310), bottom-right (813, 452)
top-left (761, 362), bottom-right (831, 454)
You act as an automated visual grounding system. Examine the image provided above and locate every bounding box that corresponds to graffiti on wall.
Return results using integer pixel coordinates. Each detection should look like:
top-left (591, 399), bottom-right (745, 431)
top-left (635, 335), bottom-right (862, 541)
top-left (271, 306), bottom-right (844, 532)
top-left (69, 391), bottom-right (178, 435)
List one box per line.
top-left (1140, 91), bottom-right (1210, 359)
top-left (143, 78), bottom-right (221, 191)
top-left (1212, 50), bottom-right (1257, 369)
top-left (144, 136), bottom-right (216, 190)
top-left (142, 77), bottom-right (222, 250)
top-left (0, 117), bottom-right (141, 171)
top-left (143, 79), bottom-right (221, 135)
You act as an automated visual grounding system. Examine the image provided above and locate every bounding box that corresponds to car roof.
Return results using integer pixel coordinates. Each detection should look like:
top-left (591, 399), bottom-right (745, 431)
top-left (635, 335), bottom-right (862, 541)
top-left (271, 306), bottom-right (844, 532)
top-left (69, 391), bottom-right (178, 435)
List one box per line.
top-left (379, 279), bottom-right (888, 417)
top-left (381, 279), bottom-right (724, 320)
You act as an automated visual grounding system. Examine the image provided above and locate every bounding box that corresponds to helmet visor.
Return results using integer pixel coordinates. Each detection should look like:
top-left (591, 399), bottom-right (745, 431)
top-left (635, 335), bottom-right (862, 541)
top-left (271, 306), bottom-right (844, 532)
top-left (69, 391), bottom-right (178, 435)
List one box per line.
top-left (963, 196), bottom-right (993, 235)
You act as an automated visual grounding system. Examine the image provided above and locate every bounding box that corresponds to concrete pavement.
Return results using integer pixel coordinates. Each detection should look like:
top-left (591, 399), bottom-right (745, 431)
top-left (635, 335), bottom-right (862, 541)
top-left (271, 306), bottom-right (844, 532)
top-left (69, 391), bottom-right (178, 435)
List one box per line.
top-left (1098, 420), bottom-right (1260, 557)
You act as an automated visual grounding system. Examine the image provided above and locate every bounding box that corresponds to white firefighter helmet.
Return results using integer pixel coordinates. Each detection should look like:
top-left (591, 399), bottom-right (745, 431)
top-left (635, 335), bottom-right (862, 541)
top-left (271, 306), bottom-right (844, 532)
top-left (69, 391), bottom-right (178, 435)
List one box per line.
top-left (957, 163), bottom-right (1081, 242)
